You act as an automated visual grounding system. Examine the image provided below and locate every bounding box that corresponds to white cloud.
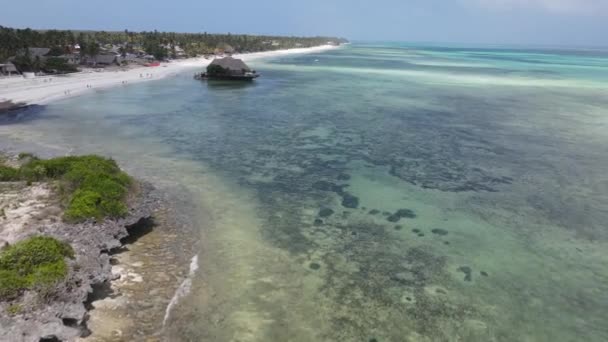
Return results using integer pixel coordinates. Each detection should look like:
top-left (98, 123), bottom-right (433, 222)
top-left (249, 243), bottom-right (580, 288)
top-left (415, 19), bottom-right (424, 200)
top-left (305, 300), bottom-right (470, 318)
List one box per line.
top-left (464, 0), bottom-right (608, 14)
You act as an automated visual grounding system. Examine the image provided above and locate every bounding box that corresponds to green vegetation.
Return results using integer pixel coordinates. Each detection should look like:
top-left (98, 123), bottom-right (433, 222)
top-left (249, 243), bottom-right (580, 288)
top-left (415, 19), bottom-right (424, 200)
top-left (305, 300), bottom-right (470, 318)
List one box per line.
top-left (0, 236), bottom-right (74, 300)
top-left (44, 57), bottom-right (78, 73)
top-left (0, 165), bottom-right (19, 181)
top-left (12, 52), bottom-right (77, 74)
top-left (1, 155), bottom-right (132, 222)
top-left (143, 38), bottom-right (168, 60)
top-left (0, 26), bottom-right (347, 64)
top-left (79, 38), bottom-right (100, 59)
top-left (6, 303), bottom-right (22, 315)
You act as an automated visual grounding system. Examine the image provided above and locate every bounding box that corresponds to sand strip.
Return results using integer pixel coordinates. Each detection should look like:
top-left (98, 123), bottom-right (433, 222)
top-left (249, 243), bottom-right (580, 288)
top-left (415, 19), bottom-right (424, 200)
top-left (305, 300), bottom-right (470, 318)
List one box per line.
top-left (0, 45), bottom-right (337, 106)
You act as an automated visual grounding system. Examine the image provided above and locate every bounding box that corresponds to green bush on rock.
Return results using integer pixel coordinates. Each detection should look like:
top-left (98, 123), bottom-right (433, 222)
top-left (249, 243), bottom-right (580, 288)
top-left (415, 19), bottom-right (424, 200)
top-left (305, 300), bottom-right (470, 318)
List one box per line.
top-left (1, 155), bottom-right (133, 222)
top-left (7, 303), bottom-right (22, 315)
top-left (0, 236), bottom-right (74, 300)
top-left (0, 165), bottom-right (20, 181)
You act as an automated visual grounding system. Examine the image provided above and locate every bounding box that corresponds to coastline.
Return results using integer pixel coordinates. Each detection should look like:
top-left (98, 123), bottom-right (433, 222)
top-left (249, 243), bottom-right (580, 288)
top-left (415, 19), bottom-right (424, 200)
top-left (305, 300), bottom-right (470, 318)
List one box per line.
top-left (1, 40), bottom-right (607, 341)
top-left (0, 45), bottom-right (340, 341)
top-left (0, 45), bottom-right (338, 106)
top-left (0, 162), bottom-right (160, 341)
top-left (0, 152), bottom-right (201, 341)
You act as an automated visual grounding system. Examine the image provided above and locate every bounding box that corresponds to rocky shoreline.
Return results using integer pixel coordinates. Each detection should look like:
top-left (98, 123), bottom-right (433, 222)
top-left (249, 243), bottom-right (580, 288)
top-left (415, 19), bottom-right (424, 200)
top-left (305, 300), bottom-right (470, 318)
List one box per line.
top-left (0, 101), bottom-right (28, 115)
top-left (0, 161), bottom-right (165, 341)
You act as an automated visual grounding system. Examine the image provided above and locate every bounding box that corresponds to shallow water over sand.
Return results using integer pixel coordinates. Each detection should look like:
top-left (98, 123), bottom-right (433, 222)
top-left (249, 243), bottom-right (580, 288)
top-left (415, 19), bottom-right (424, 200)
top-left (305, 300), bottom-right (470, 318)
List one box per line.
top-left (2, 43), bottom-right (608, 341)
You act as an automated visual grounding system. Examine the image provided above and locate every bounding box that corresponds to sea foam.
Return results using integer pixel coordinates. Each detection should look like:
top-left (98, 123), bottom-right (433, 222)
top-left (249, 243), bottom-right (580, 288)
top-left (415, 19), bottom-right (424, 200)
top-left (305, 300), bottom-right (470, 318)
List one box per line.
top-left (162, 254), bottom-right (199, 326)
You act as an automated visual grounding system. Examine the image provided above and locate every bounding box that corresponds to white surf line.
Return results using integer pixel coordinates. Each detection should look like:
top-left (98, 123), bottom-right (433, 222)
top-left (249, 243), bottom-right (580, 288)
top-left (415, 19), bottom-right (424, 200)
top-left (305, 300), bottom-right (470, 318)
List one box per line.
top-left (162, 254), bottom-right (199, 327)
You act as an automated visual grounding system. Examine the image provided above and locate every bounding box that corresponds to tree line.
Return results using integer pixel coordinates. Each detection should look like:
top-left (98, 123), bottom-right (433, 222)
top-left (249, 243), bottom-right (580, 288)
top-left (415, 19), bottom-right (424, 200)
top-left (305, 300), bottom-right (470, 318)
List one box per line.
top-left (0, 26), bottom-right (348, 62)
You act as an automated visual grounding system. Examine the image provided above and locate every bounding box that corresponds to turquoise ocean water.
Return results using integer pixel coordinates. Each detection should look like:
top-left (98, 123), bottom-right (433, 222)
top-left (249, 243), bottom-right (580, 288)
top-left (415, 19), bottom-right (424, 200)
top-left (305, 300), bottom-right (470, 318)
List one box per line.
top-left (2, 43), bottom-right (608, 341)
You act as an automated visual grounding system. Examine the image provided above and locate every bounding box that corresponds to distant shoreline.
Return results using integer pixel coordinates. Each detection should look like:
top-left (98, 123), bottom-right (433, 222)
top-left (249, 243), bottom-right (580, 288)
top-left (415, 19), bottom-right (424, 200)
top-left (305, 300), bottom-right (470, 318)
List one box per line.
top-left (0, 45), bottom-right (339, 106)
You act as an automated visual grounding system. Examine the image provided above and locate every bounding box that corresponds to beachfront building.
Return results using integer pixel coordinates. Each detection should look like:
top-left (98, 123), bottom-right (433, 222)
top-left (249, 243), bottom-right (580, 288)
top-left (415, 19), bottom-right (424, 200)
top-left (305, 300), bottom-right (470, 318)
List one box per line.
top-left (26, 48), bottom-right (51, 59)
top-left (83, 54), bottom-right (118, 67)
top-left (214, 44), bottom-right (235, 56)
top-left (0, 62), bottom-right (19, 76)
top-left (58, 54), bottom-right (81, 65)
top-left (95, 54), bottom-right (118, 66)
top-left (172, 45), bottom-right (187, 58)
top-left (11, 48), bottom-right (51, 63)
top-left (162, 44), bottom-right (188, 59)
top-left (117, 53), bottom-right (143, 65)
top-left (203, 57), bottom-right (259, 80)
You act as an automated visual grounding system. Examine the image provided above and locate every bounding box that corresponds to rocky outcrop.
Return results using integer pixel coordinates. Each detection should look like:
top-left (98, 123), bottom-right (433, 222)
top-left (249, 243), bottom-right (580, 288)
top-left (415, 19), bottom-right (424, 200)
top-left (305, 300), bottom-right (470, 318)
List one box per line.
top-left (0, 101), bottom-right (27, 114)
top-left (0, 181), bottom-right (160, 342)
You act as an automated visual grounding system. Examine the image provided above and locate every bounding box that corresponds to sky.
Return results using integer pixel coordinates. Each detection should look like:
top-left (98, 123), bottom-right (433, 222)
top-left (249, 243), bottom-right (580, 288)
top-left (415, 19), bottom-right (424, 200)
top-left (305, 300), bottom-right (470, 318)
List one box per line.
top-left (1, 0), bottom-right (607, 46)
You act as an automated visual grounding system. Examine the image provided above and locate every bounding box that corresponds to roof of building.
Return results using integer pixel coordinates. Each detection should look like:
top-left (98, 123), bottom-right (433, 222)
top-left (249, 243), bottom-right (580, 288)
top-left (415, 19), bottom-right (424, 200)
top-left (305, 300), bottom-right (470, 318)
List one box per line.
top-left (1, 62), bottom-right (18, 72)
top-left (94, 54), bottom-right (117, 65)
top-left (209, 57), bottom-right (251, 72)
top-left (27, 48), bottom-right (51, 58)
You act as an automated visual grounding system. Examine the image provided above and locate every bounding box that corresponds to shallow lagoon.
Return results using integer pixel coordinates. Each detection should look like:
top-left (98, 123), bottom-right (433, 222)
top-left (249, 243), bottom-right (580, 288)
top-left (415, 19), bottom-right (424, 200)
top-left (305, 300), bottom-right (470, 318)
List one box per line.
top-left (2, 43), bottom-right (608, 341)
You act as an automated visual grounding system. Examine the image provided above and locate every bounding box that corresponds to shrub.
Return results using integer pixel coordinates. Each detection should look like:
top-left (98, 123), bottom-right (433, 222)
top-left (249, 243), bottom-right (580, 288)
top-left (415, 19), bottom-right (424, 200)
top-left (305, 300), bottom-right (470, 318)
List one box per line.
top-left (43, 57), bottom-right (78, 74)
top-left (29, 155), bottom-right (131, 221)
top-left (0, 165), bottom-right (19, 181)
top-left (2, 154), bottom-right (132, 222)
top-left (64, 189), bottom-right (103, 221)
top-left (7, 304), bottom-right (22, 315)
top-left (0, 236), bottom-right (73, 300)
top-left (0, 270), bottom-right (27, 300)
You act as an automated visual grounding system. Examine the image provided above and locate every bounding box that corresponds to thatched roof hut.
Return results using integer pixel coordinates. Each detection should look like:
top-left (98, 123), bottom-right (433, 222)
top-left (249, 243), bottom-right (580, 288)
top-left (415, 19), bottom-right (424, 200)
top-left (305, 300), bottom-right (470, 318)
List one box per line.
top-left (198, 56), bottom-right (259, 80)
top-left (208, 57), bottom-right (251, 75)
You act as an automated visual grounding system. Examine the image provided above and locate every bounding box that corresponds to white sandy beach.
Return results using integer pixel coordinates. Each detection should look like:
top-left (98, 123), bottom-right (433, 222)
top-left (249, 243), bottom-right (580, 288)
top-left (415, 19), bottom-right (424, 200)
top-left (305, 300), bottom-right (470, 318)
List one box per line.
top-left (0, 45), bottom-right (337, 106)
